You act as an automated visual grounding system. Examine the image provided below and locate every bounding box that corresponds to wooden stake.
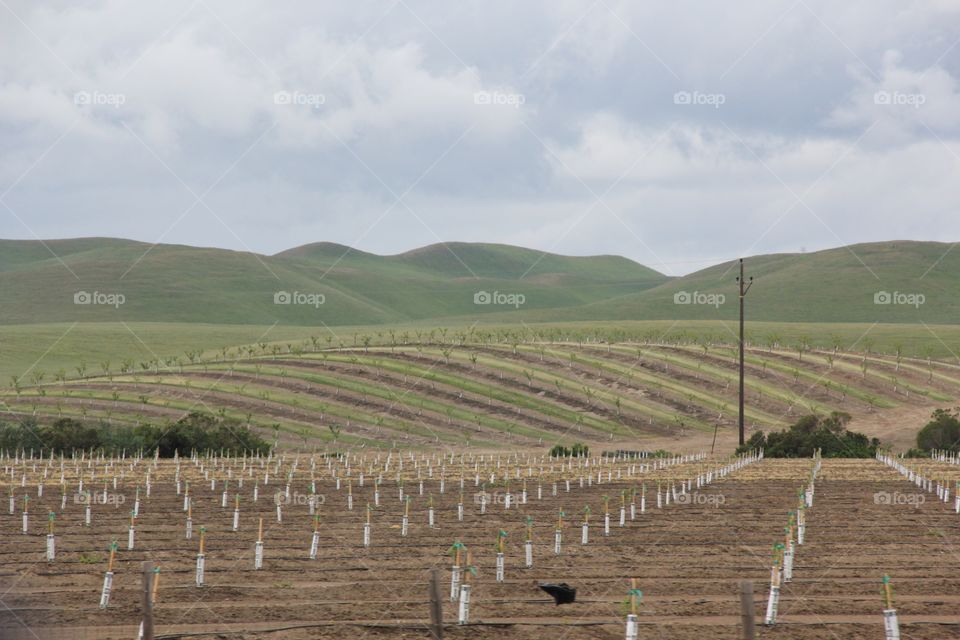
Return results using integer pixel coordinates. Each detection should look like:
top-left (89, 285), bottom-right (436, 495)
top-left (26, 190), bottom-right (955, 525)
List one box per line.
top-left (151, 567), bottom-right (160, 603)
top-left (141, 561), bottom-right (155, 640)
top-left (739, 580), bottom-right (755, 639)
top-left (883, 575), bottom-right (894, 609)
top-left (429, 568), bottom-right (444, 639)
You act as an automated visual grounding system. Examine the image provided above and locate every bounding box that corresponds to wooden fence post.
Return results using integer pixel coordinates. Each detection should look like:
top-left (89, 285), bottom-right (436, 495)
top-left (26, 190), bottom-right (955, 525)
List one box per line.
top-left (740, 580), bottom-right (755, 640)
top-left (429, 568), bottom-right (444, 639)
top-left (142, 561), bottom-right (155, 640)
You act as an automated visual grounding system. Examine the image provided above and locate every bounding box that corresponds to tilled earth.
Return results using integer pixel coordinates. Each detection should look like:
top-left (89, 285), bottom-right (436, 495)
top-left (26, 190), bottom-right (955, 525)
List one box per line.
top-left (1, 457), bottom-right (959, 639)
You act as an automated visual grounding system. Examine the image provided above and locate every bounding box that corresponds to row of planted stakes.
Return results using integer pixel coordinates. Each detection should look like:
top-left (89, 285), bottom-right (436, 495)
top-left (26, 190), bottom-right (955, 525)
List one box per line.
top-left (874, 448), bottom-right (960, 640)
top-left (761, 449), bottom-right (907, 640)
top-left (3, 447), bottom-right (763, 639)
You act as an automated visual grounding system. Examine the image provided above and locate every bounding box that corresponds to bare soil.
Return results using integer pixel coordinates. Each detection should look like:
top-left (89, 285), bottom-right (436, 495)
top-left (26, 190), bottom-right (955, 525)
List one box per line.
top-left (2, 458), bottom-right (959, 639)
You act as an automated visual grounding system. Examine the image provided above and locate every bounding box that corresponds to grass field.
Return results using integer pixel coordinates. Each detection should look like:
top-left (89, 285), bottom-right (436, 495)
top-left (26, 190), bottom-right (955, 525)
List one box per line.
top-left (5, 235), bottom-right (960, 456)
top-left (4, 326), bottom-right (958, 452)
top-left (4, 238), bottom-right (960, 326)
top-left (4, 320), bottom-right (960, 385)
top-left (0, 238), bottom-right (665, 326)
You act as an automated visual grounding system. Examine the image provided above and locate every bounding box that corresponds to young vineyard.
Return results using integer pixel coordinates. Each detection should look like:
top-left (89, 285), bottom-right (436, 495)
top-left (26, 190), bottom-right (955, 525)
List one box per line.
top-left (2, 450), bottom-right (960, 639)
top-left (3, 338), bottom-right (958, 449)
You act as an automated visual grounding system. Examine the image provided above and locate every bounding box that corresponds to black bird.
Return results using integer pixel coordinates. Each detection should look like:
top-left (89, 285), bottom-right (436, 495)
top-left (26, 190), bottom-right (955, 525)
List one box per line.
top-left (538, 582), bottom-right (577, 605)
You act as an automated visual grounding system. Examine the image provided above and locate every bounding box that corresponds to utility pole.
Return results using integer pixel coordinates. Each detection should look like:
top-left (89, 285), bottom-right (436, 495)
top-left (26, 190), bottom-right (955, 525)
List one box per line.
top-left (737, 258), bottom-right (753, 446)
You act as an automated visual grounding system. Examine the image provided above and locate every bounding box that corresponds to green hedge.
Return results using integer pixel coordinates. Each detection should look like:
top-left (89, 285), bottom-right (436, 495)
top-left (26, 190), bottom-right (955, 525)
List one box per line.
top-left (736, 412), bottom-right (879, 458)
top-left (549, 442), bottom-right (590, 458)
top-left (0, 412), bottom-right (270, 457)
top-left (916, 408), bottom-right (960, 453)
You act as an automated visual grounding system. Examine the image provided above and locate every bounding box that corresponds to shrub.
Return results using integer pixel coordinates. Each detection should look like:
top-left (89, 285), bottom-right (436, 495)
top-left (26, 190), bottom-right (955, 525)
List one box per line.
top-left (736, 412), bottom-right (879, 458)
top-left (0, 412), bottom-right (270, 457)
top-left (548, 444), bottom-right (568, 457)
top-left (915, 408), bottom-right (960, 453)
top-left (549, 442), bottom-right (590, 458)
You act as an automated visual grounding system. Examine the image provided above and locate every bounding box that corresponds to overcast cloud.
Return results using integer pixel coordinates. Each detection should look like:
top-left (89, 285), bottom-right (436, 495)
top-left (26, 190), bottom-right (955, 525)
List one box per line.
top-left (1, 0), bottom-right (959, 275)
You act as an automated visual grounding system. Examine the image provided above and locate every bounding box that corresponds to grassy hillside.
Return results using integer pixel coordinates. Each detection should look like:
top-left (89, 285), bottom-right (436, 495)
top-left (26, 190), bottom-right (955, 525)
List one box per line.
top-left (3, 320), bottom-right (960, 386)
top-left (3, 238), bottom-right (958, 326)
top-left (515, 240), bottom-right (959, 324)
top-left (3, 334), bottom-right (956, 450)
top-left (3, 319), bottom-right (957, 452)
top-left (0, 238), bottom-right (667, 325)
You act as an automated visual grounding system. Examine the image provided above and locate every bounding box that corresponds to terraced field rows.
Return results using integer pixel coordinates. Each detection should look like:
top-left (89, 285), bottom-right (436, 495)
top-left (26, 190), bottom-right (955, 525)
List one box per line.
top-left (3, 341), bottom-right (959, 448)
top-left (3, 454), bottom-right (960, 638)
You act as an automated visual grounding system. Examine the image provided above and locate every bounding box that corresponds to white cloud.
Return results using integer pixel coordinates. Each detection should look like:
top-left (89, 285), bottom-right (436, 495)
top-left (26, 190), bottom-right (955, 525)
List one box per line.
top-left (828, 50), bottom-right (960, 145)
top-left (0, 0), bottom-right (959, 275)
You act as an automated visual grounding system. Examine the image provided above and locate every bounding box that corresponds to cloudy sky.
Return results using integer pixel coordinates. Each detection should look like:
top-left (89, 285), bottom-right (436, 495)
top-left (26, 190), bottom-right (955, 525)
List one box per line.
top-left (1, 0), bottom-right (959, 275)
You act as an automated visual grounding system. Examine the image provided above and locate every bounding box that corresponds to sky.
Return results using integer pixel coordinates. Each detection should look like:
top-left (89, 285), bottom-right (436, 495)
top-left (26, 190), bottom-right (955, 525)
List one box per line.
top-left (1, 0), bottom-right (959, 276)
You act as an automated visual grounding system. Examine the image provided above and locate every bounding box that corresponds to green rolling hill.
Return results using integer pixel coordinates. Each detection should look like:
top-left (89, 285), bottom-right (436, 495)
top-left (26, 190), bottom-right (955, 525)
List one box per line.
top-left (0, 238), bottom-right (667, 325)
top-left (3, 237), bottom-right (959, 451)
top-left (1, 238), bottom-right (958, 326)
top-left (476, 240), bottom-right (960, 325)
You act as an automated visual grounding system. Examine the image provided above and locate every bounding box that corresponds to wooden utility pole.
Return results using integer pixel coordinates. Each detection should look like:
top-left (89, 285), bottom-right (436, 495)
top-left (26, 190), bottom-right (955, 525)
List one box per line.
top-left (737, 259), bottom-right (753, 446)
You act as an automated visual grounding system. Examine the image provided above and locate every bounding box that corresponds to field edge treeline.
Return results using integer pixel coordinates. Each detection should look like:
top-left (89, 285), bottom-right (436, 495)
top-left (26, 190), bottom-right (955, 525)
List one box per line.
top-left (0, 411), bottom-right (270, 457)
